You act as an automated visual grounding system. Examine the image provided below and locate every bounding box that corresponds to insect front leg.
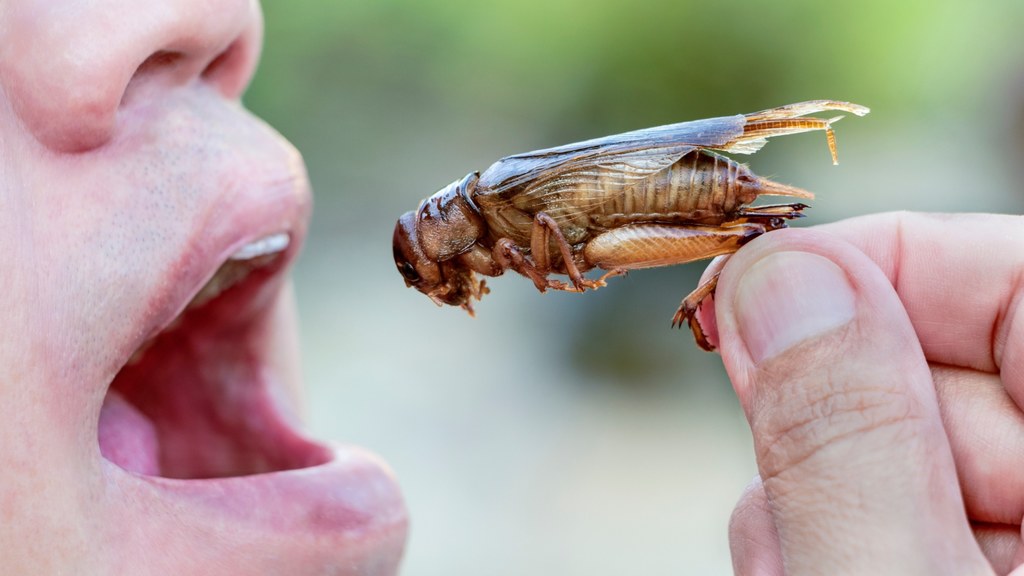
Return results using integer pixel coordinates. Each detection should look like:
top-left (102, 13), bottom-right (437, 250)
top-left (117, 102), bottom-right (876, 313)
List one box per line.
top-left (491, 238), bottom-right (573, 293)
top-left (530, 212), bottom-right (612, 293)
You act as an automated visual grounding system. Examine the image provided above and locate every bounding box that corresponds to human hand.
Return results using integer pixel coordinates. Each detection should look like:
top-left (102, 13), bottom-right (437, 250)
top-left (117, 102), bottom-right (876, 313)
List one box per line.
top-left (695, 212), bottom-right (1024, 574)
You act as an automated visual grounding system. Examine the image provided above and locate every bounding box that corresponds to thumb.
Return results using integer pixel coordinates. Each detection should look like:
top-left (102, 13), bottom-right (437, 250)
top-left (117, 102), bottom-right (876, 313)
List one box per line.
top-left (712, 228), bottom-right (989, 575)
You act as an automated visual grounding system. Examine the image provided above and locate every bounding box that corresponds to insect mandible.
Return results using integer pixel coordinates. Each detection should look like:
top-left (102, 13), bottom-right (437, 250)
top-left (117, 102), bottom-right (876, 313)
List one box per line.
top-left (392, 100), bottom-right (870, 350)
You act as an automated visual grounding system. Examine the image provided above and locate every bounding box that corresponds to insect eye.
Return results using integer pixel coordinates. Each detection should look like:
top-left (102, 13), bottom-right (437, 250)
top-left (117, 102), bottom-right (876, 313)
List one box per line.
top-left (400, 261), bottom-right (420, 283)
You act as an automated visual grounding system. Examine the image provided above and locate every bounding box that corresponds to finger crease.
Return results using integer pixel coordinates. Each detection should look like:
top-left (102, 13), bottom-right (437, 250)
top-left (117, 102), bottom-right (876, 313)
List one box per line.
top-left (884, 211), bottom-right (906, 298)
top-left (992, 266), bottom-right (1024, 371)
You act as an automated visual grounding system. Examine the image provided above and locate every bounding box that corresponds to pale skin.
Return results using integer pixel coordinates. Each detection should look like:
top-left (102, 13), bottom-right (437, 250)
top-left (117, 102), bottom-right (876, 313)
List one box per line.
top-left (698, 213), bottom-right (1024, 574)
top-left (0, 0), bottom-right (406, 574)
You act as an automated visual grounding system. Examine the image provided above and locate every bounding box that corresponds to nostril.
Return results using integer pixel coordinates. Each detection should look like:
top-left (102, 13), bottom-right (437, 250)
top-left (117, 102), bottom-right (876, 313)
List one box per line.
top-left (136, 51), bottom-right (185, 78)
top-left (201, 39), bottom-right (243, 93)
top-left (202, 45), bottom-right (234, 82)
top-left (120, 51), bottom-right (185, 108)
top-left (200, 34), bottom-right (260, 99)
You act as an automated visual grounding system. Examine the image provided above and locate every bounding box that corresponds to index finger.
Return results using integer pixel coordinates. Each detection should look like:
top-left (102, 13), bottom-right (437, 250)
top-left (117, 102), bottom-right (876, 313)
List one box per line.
top-left (817, 212), bottom-right (1024, 394)
top-left (696, 212), bottom-right (1024, 398)
top-left (817, 213), bottom-right (1020, 368)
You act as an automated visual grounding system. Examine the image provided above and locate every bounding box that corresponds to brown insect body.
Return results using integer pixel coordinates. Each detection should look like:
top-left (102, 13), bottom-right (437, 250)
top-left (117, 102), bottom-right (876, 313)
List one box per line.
top-left (393, 101), bottom-right (869, 350)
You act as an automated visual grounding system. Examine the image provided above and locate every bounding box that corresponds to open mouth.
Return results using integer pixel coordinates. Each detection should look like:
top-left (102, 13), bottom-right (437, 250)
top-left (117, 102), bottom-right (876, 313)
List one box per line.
top-left (99, 232), bottom-right (329, 479)
top-left (94, 221), bottom-right (407, 572)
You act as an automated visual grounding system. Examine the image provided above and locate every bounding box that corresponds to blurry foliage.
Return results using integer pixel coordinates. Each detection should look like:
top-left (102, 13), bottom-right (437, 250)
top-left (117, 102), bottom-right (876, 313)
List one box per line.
top-left (252, 0), bottom-right (1024, 135)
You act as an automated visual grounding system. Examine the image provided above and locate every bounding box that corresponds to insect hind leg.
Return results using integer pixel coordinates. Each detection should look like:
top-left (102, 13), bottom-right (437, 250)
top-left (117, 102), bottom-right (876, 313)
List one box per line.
top-left (671, 271), bottom-right (720, 351)
top-left (723, 100), bottom-right (870, 164)
top-left (746, 117), bottom-right (843, 164)
top-left (729, 203), bottom-right (808, 228)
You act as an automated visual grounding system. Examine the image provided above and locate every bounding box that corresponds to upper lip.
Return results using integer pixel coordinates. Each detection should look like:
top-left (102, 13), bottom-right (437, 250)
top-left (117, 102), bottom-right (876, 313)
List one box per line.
top-left (130, 168), bottom-right (312, 353)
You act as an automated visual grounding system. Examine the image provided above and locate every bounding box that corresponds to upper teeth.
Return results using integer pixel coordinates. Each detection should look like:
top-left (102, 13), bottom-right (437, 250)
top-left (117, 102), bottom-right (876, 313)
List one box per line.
top-left (125, 234), bottom-right (291, 367)
top-left (230, 233), bottom-right (290, 260)
top-left (187, 233), bottom-right (291, 310)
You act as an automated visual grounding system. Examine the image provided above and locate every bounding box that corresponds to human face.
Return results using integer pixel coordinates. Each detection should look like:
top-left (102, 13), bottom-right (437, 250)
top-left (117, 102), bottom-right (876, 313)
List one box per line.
top-left (0, 1), bottom-right (407, 573)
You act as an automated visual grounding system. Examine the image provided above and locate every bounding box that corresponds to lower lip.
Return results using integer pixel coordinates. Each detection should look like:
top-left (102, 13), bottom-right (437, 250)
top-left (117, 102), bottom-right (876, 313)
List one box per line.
top-left (98, 275), bottom-right (408, 571)
top-left (98, 443), bottom-right (408, 573)
top-left (107, 443), bottom-right (406, 535)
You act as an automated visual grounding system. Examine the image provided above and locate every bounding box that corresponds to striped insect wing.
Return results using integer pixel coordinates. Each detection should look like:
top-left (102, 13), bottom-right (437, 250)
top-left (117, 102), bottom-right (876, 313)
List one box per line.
top-left (474, 114), bottom-right (747, 200)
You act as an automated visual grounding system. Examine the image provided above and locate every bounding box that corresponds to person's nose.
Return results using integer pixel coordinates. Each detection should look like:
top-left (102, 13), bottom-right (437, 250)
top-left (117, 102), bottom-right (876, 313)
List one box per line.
top-left (1, 0), bottom-right (263, 152)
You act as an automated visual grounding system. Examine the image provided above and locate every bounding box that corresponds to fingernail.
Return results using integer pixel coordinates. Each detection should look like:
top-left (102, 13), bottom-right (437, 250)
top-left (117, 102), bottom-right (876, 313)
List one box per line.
top-left (734, 251), bottom-right (856, 364)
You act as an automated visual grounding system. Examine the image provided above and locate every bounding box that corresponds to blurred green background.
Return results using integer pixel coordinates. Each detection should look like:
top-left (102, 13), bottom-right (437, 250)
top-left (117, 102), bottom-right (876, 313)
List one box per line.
top-left (247, 1), bottom-right (1024, 573)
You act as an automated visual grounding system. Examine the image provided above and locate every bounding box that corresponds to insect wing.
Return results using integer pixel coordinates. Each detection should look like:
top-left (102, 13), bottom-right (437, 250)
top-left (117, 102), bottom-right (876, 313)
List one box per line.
top-left (491, 145), bottom-right (700, 223)
top-left (472, 100), bottom-right (869, 224)
top-left (475, 114), bottom-right (747, 200)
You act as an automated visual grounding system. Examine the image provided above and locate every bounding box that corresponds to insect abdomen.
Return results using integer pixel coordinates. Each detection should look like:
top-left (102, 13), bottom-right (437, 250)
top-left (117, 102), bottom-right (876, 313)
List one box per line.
top-left (596, 151), bottom-right (756, 226)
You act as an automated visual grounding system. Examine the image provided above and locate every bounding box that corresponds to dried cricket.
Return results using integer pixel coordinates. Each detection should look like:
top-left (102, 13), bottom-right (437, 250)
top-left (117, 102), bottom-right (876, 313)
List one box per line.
top-left (392, 100), bottom-right (869, 350)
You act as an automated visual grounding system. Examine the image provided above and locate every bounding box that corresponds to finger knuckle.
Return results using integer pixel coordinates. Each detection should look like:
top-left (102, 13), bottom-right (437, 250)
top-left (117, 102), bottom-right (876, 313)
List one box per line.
top-left (754, 370), bottom-right (923, 492)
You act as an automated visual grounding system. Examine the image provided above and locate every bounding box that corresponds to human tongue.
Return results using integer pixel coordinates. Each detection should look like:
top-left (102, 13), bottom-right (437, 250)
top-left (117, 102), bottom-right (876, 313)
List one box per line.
top-left (99, 390), bottom-right (161, 476)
